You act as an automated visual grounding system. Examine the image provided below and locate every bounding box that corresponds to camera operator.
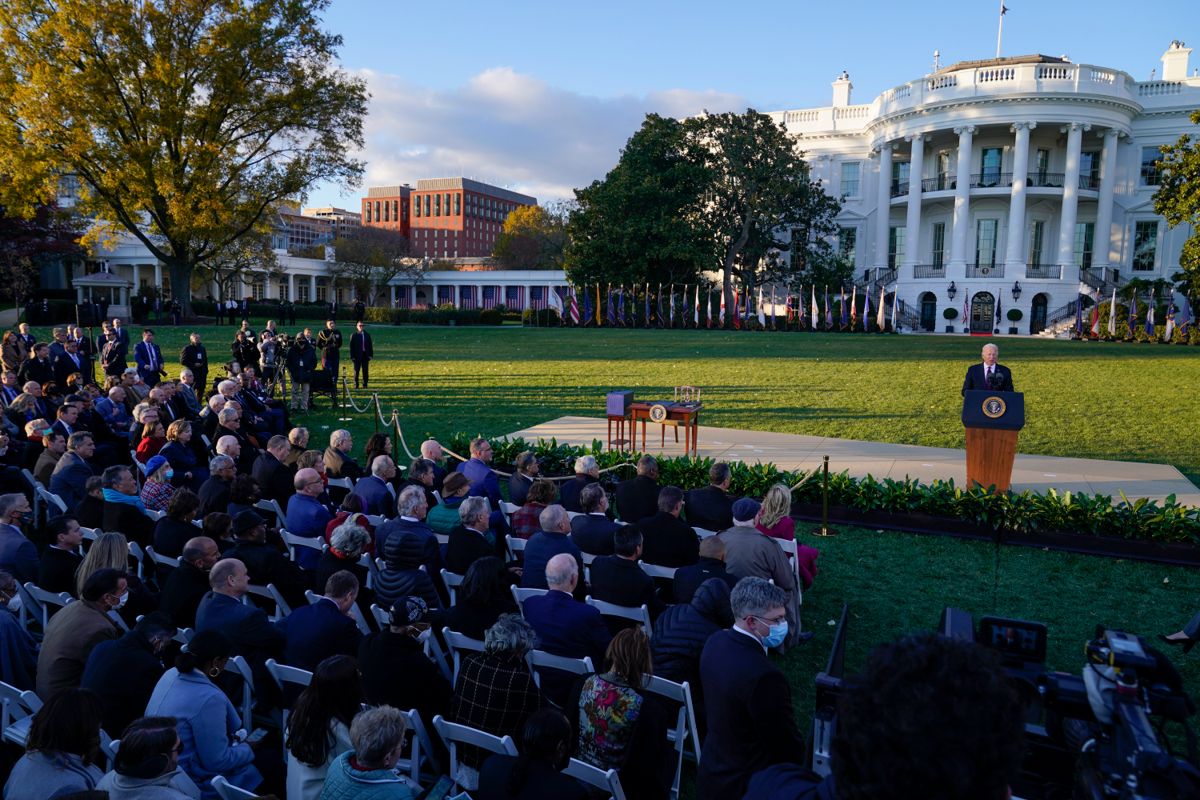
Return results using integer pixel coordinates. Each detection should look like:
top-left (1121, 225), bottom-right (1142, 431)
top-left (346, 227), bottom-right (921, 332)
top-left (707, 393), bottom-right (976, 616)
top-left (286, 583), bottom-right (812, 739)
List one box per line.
top-left (747, 633), bottom-right (1024, 800)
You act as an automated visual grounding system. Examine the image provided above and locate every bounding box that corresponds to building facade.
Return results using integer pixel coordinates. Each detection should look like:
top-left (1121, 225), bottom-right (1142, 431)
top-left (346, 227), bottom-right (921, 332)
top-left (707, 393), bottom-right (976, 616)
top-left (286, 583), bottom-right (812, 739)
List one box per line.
top-left (768, 42), bottom-right (1200, 335)
top-left (363, 177), bottom-right (537, 260)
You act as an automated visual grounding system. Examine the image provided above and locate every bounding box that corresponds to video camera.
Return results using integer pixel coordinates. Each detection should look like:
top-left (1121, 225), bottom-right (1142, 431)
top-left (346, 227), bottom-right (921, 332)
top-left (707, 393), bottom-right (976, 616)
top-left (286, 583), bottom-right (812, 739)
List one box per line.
top-left (812, 607), bottom-right (1200, 799)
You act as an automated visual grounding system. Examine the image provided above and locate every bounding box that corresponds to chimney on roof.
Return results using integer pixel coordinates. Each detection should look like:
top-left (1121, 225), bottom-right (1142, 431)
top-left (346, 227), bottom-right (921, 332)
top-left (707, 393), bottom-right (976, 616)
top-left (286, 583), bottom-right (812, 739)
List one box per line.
top-left (832, 71), bottom-right (852, 107)
top-left (1162, 40), bottom-right (1191, 81)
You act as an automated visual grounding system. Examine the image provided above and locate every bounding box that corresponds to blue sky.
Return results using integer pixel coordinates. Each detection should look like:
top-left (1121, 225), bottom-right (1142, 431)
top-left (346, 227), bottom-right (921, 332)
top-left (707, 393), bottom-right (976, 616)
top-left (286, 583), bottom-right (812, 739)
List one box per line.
top-left (304, 0), bottom-right (1197, 209)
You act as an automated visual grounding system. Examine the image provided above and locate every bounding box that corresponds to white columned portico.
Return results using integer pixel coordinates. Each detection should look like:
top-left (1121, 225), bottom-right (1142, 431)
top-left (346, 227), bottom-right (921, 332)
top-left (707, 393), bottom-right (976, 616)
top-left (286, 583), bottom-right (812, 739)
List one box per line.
top-left (1093, 129), bottom-right (1120, 268)
top-left (1055, 122), bottom-right (1090, 268)
top-left (1005, 122), bottom-right (1035, 269)
top-left (874, 143), bottom-right (893, 269)
top-left (949, 126), bottom-right (976, 270)
top-left (309, 275), bottom-right (317, 302)
top-left (903, 133), bottom-right (925, 273)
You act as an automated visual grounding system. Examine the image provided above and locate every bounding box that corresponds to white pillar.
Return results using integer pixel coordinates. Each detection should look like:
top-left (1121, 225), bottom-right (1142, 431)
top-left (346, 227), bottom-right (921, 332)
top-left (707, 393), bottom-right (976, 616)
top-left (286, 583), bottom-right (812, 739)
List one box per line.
top-left (132, 264), bottom-right (141, 292)
top-left (390, 284), bottom-right (397, 306)
top-left (903, 133), bottom-right (925, 272)
top-left (949, 126), bottom-right (976, 270)
top-left (1055, 122), bottom-right (1090, 267)
top-left (309, 275), bottom-right (317, 303)
top-left (1005, 122), bottom-right (1035, 269)
top-left (287, 274), bottom-right (295, 302)
top-left (874, 142), bottom-right (893, 269)
top-left (153, 263), bottom-right (162, 290)
top-left (1094, 129), bottom-right (1120, 268)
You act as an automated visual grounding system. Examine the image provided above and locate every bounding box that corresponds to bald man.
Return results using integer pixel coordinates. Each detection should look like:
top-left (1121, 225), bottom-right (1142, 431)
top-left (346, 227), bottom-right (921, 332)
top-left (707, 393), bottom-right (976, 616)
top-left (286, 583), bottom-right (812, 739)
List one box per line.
top-left (284, 467), bottom-right (333, 569)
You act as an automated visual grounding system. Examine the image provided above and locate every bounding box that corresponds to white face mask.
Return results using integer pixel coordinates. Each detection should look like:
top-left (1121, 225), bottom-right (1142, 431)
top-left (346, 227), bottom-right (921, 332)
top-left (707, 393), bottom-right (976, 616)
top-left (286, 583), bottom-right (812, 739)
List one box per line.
top-left (113, 591), bottom-right (129, 609)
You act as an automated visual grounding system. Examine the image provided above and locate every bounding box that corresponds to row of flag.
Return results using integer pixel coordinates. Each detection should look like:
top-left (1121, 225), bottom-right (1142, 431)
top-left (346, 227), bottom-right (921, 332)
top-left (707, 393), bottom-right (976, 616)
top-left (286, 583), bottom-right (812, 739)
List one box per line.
top-left (1073, 288), bottom-right (1191, 339)
top-left (552, 283), bottom-right (903, 331)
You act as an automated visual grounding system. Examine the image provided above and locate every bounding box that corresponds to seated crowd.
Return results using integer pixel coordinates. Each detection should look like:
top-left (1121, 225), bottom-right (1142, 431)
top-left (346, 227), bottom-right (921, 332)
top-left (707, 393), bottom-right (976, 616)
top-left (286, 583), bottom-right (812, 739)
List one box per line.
top-left (0, 330), bottom-right (1031, 799)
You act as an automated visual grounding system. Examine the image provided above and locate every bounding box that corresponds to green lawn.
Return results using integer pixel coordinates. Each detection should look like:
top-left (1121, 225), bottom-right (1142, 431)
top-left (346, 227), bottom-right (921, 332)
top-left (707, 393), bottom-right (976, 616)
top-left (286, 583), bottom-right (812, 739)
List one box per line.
top-left (100, 321), bottom-right (1200, 485)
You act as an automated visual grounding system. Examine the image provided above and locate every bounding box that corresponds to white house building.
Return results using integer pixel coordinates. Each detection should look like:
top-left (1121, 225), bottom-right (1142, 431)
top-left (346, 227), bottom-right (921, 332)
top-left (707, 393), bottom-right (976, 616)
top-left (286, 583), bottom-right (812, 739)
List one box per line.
top-left (768, 42), bottom-right (1200, 334)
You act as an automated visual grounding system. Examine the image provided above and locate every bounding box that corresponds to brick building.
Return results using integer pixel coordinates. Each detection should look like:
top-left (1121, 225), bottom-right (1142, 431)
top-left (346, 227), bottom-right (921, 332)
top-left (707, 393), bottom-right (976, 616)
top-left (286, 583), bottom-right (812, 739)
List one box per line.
top-left (361, 185), bottom-right (411, 237)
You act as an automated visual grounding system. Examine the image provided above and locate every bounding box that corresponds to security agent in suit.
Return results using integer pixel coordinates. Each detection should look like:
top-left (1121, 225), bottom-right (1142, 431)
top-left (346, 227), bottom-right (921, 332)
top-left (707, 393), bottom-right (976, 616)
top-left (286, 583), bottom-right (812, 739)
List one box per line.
top-left (962, 342), bottom-right (1015, 396)
top-left (180, 332), bottom-right (209, 394)
top-left (697, 577), bottom-right (806, 800)
top-left (316, 319), bottom-right (343, 373)
top-left (348, 321), bottom-right (374, 389)
top-left (615, 454), bottom-right (660, 523)
top-left (569, 482), bottom-right (619, 556)
top-left (133, 329), bottom-right (168, 387)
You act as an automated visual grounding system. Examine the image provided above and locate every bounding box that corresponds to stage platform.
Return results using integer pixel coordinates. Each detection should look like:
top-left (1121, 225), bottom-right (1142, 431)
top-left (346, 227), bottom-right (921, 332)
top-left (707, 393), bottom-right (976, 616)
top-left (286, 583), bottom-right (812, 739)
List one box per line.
top-left (506, 416), bottom-right (1200, 507)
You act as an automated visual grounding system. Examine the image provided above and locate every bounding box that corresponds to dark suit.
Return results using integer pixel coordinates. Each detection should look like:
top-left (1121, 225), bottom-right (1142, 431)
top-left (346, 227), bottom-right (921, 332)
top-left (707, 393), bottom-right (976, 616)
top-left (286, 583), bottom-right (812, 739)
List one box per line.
top-left (685, 485), bottom-right (736, 532)
top-left (349, 331), bottom-right (373, 388)
top-left (225, 539), bottom-right (310, 611)
top-left (615, 475), bottom-right (659, 523)
top-left (636, 512), bottom-right (700, 568)
top-left (161, 561), bottom-right (211, 628)
top-left (17, 358), bottom-right (53, 387)
top-left (673, 556), bottom-right (739, 604)
top-left (37, 547), bottom-right (82, 596)
top-left (102, 500), bottom-right (156, 547)
top-left (50, 453), bottom-right (95, 512)
top-left (961, 362), bottom-right (1015, 395)
top-left (196, 476), bottom-right (232, 517)
top-left (349, 474), bottom-right (393, 518)
top-left (569, 513), bottom-right (619, 556)
top-left (100, 339), bottom-right (128, 377)
top-left (697, 629), bottom-right (806, 800)
top-left (52, 352), bottom-right (86, 387)
top-left (558, 474), bottom-right (597, 513)
top-left (179, 344), bottom-right (208, 393)
top-left (508, 473), bottom-right (534, 506)
top-left (445, 525), bottom-right (497, 575)
top-left (522, 589), bottom-right (611, 703)
top-left (279, 596), bottom-right (361, 672)
top-left (251, 452), bottom-right (293, 508)
top-left (196, 591), bottom-right (285, 674)
top-left (80, 628), bottom-right (165, 738)
top-left (588, 555), bottom-right (663, 630)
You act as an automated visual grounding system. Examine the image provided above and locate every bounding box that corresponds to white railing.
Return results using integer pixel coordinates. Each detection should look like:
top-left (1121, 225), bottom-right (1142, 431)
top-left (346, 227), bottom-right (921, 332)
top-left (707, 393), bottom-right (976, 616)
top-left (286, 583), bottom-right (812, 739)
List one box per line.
top-left (978, 67), bottom-right (1016, 82)
top-left (784, 109), bottom-right (819, 123)
top-left (1138, 81), bottom-right (1183, 96)
top-left (1036, 65), bottom-right (1073, 80)
top-left (833, 104), bottom-right (870, 120)
top-left (927, 74), bottom-right (958, 91)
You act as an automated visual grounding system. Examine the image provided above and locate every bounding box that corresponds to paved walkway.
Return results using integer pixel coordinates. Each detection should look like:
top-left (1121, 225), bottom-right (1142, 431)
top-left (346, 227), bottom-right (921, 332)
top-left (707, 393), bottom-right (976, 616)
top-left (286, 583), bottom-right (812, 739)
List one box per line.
top-left (507, 416), bottom-right (1200, 506)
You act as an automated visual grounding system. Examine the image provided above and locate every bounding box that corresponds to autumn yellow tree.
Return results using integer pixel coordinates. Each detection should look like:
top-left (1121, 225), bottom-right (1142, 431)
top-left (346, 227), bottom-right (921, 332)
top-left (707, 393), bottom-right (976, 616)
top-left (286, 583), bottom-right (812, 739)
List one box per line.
top-left (0, 0), bottom-right (368, 311)
top-left (493, 204), bottom-right (568, 270)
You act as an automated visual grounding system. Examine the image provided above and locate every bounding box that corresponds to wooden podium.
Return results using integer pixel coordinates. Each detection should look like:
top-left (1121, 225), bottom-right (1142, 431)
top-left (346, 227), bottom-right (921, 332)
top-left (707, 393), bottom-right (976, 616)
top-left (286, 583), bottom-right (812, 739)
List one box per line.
top-left (962, 390), bottom-right (1025, 492)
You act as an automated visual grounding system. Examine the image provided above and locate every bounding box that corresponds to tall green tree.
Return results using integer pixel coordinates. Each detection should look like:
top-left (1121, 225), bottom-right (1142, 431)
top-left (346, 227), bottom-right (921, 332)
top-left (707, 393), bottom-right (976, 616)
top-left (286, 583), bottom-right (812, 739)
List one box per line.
top-left (493, 203), bottom-right (569, 270)
top-left (330, 225), bottom-right (411, 306)
top-left (1154, 109), bottom-right (1200, 303)
top-left (0, 204), bottom-right (85, 305)
top-left (565, 114), bottom-right (712, 287)
top-left (0, 0), bottom-right (368, 312)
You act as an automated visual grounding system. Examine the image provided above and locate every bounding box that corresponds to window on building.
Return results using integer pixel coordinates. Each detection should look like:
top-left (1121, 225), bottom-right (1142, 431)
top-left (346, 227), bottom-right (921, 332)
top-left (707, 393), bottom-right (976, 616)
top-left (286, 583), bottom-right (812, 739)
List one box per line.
top-left (393, 200), bottom-right (399, 221)
top-left (298, 284), bottom-right (310, 303)
top-left (434, 194), bottom-right (441, 216)
top-left (840, 162), bottom-right (860, 198)
top-left (931, 222), bottom-right (946, 268)
top-left (364, 204), bottom-right (371, 223)
top-left (414, 196), bottom-right (421, 217)
top-left (1028, 220), bottom-right (1045, 267)
top-left (1140, 146), bottom-right (1162, 186)
top-left (790, 228), bottom-right (807, 271)
top-left (888, 226), bottom-right (905, 268)
top-left (1080, 151), bottom-right (1100, 188)
top-left (1132, 220), bottom-right (1158, 270)
top-left (316, 280), bottom-right (327, 303)
top-left (934, 152), bottom-right (951, 190)
top-left (1034, 149), bottom-right (1050, 179)
top-left (251, 281), bottom-right (264, 301)
top-left (278, 280), bottom-right (289, 301)
top-left (1073, 222), bottom-right (1094, 269)
top-left (891, 161), bottom-right (910, 193)
top-left (454, 194), bottom-right (461, 215)
top-left (424, 195), bottom-right (431, 216)
top-left (975, 219), bottom-right (998, 266)
top-left (838, 227), bottom-right (857, 264)
top-left (383, 201), bottom-right (389, 222)
top-left (980, 148), bottom-right (1003, 186)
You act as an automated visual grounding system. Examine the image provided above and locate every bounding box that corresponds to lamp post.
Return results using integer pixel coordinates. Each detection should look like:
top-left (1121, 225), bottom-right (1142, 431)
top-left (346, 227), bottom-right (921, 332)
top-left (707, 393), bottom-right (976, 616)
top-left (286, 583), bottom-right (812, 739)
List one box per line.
top-left (1011, 281), bottom-right (1022, 300)
top-left (947, 281), bottom-right (958, 300)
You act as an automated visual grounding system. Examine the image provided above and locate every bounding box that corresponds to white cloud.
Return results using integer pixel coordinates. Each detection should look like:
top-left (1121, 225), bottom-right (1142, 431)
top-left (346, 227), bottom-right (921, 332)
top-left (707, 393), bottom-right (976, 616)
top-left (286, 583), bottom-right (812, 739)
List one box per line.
top-left (312, 67), bottom-right (745, 207)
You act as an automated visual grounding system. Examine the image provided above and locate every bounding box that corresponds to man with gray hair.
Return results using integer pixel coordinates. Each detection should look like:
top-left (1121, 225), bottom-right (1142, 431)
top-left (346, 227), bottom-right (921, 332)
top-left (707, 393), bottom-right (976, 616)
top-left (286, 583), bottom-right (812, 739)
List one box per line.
top-left (420, 438), bottom-right (447, 491)
top-left (718, 497), bottom-right (802, 649)
top-left (570, 482), bottom-right (619, 556)
top-left (49, 431), bottom-right (95, 510)
top-left (962, 342), bottom-right (1015, 395)
top-left (522, 552), bottom-right (611, 704)
top-left (697, 576), bottom-right (806, 800)
top-left (350, 454), bottom-right (396, 517)
top-left (521, 504), bottom-right (585, 600)
top-left (322, 706), bottom-right (415, 795)
top-left (251, 434), bottom-right (293, 507)
top-left (559, 454), bottom-right (600, 513)
top-left (373, 486), bottom-right (444, 590)
top-left (445, 495), bottom-right (497, 574)
top-left (616, 453), bottom-right (660, 523)
top-left (197, 454), bottom-right (235, 517)
top-left (456, 436), bottom-right (501, 510)
top-left (324, 428), bottom-right (363, 481)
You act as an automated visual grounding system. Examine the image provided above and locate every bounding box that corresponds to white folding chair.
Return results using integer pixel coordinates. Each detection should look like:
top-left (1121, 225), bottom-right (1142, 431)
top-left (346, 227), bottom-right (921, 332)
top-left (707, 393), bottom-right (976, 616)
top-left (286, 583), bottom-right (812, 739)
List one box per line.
top-left (586, 597), bottom-right (652, 637)
top-left (0, 680), bottom-right (43, 748)
top-left (145, 545), bottom-right (180, 571)
top-left (265, 657), bottom-right (313, 753)
top-left (224, 655), bottom-right (256, 730)
top-left (643, 675), bottom-right (701, 796)
top-left (360, 552), bottom-right (379, 592)
top-left (326, 476), bottom-right (354, 491)
top-left (525, 649), bottom-right (594, 693)
top-left (565, 757), bottom-right (628, 800)
top-left (693, 527), bottom-right (719, 539)
top-left (22, 583), bottom-right (72, 629)
top-left (279, 529), bottom-right (324, 564)
top-left (364, 514), bottom-right (387, 527)
top-left (638, 561), bottom-right (678, 581)
top-left (304, 589), bottom-right (370, 635)
top-left (774, 536), bottom-right (804, 604)
top-left (211, 775), bottom-right (260, 799)
top-left (173, 626), bottom-right (195, 645)
top-left (440, 569), bottom-right (465, 605)
top-left (431, 715), bottom-right (518, 792)
top-left (254, 498), bottom-right (287, 528)
top-left (500, 501), bottom-right (520, 517)
top-left (375, 556), bottom-right (387, 574)
top-left (511, 586), bottom-right (548, 616)
top-left (131, 452), bottom-right (146, 475)
top-left (442, 627), bottom-right (485, 684)
top-left (505, 534), bottom-right (526, 562)
top-left (244, 582), bottom-right (291, 620)
top-left (100, 735), bottom-right (120, 767)
top-left (396, 708), bottom-right (442, 783)
top-left (580, 550), bottom-right (598, 566)
top-left (79, 526), bottom-right (102, 543)
top-left (370, 603), bottom-right (391, 629)
top-left (143, 508), bottom-right (166, 522)
top-left (36, 485), bottom-right (68, 515)
top-left (127, 541), bottom-right (148, 579)
top-left (566, 511), bottom-right (582, 521)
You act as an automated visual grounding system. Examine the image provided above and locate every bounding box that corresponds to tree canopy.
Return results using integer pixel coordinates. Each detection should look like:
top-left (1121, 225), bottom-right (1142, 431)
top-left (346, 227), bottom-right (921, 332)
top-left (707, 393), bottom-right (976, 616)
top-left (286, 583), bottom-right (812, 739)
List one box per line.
top-left (493, 204), bottom-right (568, 270)
top-left (329, 225), bottom-right (411, 306)
top-left (0, 0), bottom-right (368, 309)
top-left (1154, 108), bottom-right (1200, 303)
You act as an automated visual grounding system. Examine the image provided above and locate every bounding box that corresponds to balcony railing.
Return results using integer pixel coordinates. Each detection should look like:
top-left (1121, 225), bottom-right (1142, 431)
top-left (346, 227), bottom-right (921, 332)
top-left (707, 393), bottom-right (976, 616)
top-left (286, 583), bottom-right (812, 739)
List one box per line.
top-left (890, 181), bottom-right (909, 198)
top-left (1026, 172), bottom-right (1065, 188)
top-left (921, 176), bottom-right (956, 192)
top-left (1025, 264), bottom-right (1063, 280)
top-left (970, 172), bottom-right (1012, 189)
top-left (912, 264), bottom-right (945, 279)
top-left (966, 263), bottom-right (1005, 278)
top-left (1080, 266), bottom-right (1122, 291)
top-left (1078, 175), bottom-right (1099, 190)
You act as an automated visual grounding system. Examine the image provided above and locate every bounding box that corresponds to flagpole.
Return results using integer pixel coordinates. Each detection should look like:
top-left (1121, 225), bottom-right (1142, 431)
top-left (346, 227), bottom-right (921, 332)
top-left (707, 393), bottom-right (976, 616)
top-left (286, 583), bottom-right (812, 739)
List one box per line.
top-left (996, 0), bottom-right (1006, 59)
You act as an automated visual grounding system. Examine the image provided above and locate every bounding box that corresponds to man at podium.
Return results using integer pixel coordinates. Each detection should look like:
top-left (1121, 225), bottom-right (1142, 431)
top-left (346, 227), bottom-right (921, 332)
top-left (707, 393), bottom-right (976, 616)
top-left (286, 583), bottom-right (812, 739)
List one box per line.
top-left (962, 343), bottom-right (1015, 396)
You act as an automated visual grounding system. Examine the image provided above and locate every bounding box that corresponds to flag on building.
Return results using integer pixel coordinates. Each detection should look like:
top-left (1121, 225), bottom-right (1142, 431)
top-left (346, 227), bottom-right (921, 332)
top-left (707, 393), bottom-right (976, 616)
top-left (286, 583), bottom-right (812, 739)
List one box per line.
top-left (962, 295), bottom-right (968, 328)
top-left (994, 292), bottom-right (1002, 330)
top-left (1145, 290), bottom-right (1156, 336)
top-left (1107, 288), bottom-right (1117, 336)
top-left (876, 285), bottom-right (887, 331)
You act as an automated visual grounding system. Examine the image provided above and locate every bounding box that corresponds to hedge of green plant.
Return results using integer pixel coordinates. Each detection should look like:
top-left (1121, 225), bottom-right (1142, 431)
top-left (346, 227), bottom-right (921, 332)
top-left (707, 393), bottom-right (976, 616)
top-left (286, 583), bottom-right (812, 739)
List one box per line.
top-left (447, 433), bottom-right (1200, 544)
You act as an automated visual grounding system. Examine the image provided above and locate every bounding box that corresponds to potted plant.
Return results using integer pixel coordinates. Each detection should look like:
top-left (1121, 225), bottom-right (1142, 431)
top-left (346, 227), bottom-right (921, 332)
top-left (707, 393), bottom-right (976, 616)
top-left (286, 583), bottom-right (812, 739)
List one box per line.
top-left (1006, 308), bottom-right (1023, 335)
top-left (943, 307), bottom-right (958, 333)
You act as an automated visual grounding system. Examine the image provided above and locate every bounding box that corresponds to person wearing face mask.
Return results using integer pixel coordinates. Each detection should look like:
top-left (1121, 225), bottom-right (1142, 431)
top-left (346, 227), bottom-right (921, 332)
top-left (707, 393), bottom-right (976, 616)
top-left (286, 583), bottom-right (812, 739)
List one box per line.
top-left (35, 567), bottom-right (127, 699)
top-left (0, 492), bottom-right (38, 583)
top-left (696, 577), bottom-right (806, 800)
top-left (80, 612), bottom-right (178, 739)
top-left (140, 454), bottom-right (177, 512)
top-left (0, 569), bottom-right (38, 690)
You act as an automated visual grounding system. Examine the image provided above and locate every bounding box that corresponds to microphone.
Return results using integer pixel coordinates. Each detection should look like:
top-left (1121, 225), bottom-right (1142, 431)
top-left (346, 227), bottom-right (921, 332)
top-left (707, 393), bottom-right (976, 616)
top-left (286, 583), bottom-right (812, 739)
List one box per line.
top-left (988, 369), bottom-right (1004, 390)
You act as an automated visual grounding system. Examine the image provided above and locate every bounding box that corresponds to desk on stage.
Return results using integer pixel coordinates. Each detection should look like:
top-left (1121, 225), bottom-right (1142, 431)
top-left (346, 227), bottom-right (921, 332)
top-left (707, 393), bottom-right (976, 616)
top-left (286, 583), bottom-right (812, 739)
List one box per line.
top-left (630, 401), bottom-right (702, 457)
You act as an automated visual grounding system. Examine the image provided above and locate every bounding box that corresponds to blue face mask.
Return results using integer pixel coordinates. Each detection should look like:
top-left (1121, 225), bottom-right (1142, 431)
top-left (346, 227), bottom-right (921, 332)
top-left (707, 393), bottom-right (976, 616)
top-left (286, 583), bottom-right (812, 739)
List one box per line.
top-left (165, 469), bottom-right (174, 479)
top-left (759, 617), bottom-right (788, 649)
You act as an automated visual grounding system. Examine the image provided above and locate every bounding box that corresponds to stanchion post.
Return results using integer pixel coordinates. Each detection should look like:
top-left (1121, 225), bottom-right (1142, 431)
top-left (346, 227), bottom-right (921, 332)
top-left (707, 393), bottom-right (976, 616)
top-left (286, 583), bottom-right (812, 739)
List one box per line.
top-left (372, 394), bottom-right (379, 433)
top-left (812, 454), bottom-right (837, 537)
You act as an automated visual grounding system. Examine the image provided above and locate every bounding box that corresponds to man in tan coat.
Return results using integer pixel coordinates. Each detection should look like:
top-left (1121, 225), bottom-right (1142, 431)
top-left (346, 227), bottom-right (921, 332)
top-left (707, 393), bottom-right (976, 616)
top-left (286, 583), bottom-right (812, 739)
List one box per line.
top-left (717, 498), bottom-right (803, 649)
top-left (36, 567), bottom-right (127, 699)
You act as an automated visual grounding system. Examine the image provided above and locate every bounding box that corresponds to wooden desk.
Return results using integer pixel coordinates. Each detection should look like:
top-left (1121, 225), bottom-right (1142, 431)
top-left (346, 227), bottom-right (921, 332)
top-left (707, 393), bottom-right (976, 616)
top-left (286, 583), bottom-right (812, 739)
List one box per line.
top-left (630, 402), bottom-right (702, 457)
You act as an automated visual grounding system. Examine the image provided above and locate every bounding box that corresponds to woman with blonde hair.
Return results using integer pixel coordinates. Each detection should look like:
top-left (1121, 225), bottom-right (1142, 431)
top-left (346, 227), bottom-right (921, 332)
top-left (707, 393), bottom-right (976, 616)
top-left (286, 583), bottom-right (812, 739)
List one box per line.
top-left (159, 419), bottom-right (208, 490)
top-left (75, 531), bottom-right (156, 623)
top-left (754, 482), bottom-right (820, 591)
top-left (140, 454), bottom-right (176, 512)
